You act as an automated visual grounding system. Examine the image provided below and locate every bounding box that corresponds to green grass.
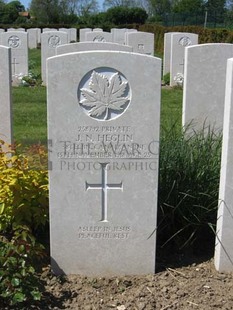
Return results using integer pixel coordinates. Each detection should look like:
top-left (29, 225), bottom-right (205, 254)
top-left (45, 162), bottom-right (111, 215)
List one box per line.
top-left (12, 86), bottom-right (47, 145)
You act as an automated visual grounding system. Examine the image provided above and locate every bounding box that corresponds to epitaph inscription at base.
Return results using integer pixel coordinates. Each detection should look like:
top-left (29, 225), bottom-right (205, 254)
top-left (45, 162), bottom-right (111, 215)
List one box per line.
top-left (48, 51), bottom-right (161, 276)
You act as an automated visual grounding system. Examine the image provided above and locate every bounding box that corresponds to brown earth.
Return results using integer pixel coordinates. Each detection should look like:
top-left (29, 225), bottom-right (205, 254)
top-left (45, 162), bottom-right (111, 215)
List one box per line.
top-left (4, 255), bottom-right (233, 310)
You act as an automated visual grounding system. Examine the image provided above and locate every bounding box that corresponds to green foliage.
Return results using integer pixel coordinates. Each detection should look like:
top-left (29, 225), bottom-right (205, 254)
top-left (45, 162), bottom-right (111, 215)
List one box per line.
top-left (139, 24), bottom-right (233, 54)
top-left (163, 72), bottom-right (170, 85)
top-left (0, 1), bottom-right (25, 24)
top-left (0, 142), bottom-right (48, 306)
top-left (105, 6), bottom-right (148, 25)
top-left (158, 125), bottom-right (222, 253)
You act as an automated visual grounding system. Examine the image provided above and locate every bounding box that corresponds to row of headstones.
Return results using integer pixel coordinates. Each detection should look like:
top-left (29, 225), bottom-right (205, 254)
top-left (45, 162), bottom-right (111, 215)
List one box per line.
top-left (79, 28), bottom-right (154, 56)
top-left (45, 45), bottom-right (233, 275)
top-left (0, 28), bottom-right (154, 85)
top-left (163, 31), bottom-right (233, 135)
top-left (0, 28), bottom-right (77, 48)
top-left (1, 40), bottom-right (233, 275)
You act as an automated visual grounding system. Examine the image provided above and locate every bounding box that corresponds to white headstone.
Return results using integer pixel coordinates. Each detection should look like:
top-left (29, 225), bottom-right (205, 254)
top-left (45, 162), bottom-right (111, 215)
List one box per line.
top-left (37, 28), bottom-right (41, 44)
top-left (0, 46), bottom-right (12, 146)
top-left (170, 33), bottom-right (198, 86)
top-left (125, 31), bottom-right (154, 56)
top-left (56, 42), bottom-right (133, 55)
top-left (93, 28), bottom-right (103, 32)
top-left (182, 43), bottom-right (233, 132)
top-left (8, 28), bottom-right (25, 32)
top-left (0, 29), bottom-right (4, 44)
top-left (111, 28), bottom-right (137, 45)
top-left (48, 51), bottom-right (161, 276)
top-left (1, 31), bottom-right (28, 82)
top-left (163, 32), bottom-right (180, 76)
top-left (43, 28), bottom-right (57, 32)
top-left (59, 28), bottom-right (71, 42)
top-left (85, 31), bottom-right (112, 43)
top-left (70, 28), bottom-right (77, 42)
top-left (27, 28), bottom-right (38, 49)
top-left (41, 31), bottom-right (68, 85)
top-left (79, 28), bottom-right (92, 42)
top-left (215, 57), bottom-right (233, 272)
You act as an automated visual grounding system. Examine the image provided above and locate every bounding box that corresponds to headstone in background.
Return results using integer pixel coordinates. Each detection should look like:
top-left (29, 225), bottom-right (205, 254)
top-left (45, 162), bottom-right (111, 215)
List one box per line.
top-left (125, 31), bottom-right (154, 55)
top-left (37, 28), bottom-right (41, 44)
top-left (27, 28), bottom-right (38, 49)
top-left (93, 28), bottom-right (103, 32)
top-left (170, 33), bottom-right (198, 86)
top-left (70, 28), bottom-right (77, 42)
top-left (59, 28), bottom-right (71, 42)
top-left (48, 51), bottom-right (161, 276)
top-left (163, 32), bottom-right (180, 76)
top-left (111, 28), bottom-right (137, 45)
top-left (79, 28), bottom-right (92, 42)
top-left (182, 43), bottom-right (233, 133)
top-left (41, 31), bottom-right (68, 85)
top-left (43, 28), bottom-right (57, 32)
top-left (85, 31), bottom-right (112, 43)
top-left (56, 42), bottom-right (133, 55)
top-left (1, 31), bottom-right (28, 83)
top-left (215, 57), bottom-right (233, 272)
top-left (0, 46), bottom-right (12, 147)
top-left (8, 28), bottom-right (25, 32)
top-left (0, 29), bottom-right (4, 44)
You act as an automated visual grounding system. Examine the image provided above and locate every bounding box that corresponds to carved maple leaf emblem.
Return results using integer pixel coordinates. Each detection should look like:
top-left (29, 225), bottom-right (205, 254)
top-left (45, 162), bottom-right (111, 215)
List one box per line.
top-left (80, 71), bottom-right (129, 120)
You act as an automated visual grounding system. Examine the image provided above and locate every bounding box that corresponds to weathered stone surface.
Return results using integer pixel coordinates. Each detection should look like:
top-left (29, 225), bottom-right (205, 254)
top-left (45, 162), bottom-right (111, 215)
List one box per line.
top-left (182, 43), bottom-right (233, 132)
top-left (215, 57), bottom-right (233, 272)
top-left (47, 51), bottom-right (161, 276)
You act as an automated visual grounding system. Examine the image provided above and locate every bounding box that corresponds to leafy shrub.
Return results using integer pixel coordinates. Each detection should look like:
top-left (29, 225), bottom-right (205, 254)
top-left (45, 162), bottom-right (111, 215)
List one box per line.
top-left (0, 141), bottom-right (48, 306)
top-left (105, 7), bottom-right (148, 25)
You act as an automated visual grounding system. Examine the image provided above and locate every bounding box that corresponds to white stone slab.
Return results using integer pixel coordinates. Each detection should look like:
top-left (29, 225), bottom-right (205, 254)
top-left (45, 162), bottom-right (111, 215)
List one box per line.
top-left (47, 50), bottom-right (161, 276)
top-left (43, 28), bottom-right (57, 32)
top-left (1, 31), bottom-right (28, 81)
top-left (79, 28), bottom-right (92, 42)
top-left (111, 28), bottom-right (137, 45)
top-left (170, 33), bottom-right (198, 86)
top-left (8, 28), bottom-right (25, 32)
top-left (27, 28), bottom-right (38, 49)
top-left (59, 28), bottom-right (71, 42)
top-left (125, 31), bottom-right (154, 55)
top-left (163, 32), bottom-right (180, 76)
top-left (70, 28), bottom-right (77, 42)
top-left (93, 28), bottom-right (103, 32)
top-left (0, 46), bottom-right (12, 146)
top-left (215, 58), bottom-right (233, 272)
top-left (182, 43), bottom-right (233, 132)
top-left (56, 42), bottom-right (133, 55)
top-left (41, 31), bottom-right (68, 85)
top-left (37, 28), bottom-right (41, 44)
top-left (85, 31), bottom-right (112, 43)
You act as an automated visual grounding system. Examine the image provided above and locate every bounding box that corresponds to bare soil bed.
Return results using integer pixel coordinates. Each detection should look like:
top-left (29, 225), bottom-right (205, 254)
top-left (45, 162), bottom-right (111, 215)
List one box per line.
top-left (3, 255), bottom-right (233, 310)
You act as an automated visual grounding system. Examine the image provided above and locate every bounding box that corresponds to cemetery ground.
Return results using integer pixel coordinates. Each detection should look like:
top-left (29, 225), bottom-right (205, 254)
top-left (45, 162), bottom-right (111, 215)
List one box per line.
top-left (1, 49), bottom-right (233, 309)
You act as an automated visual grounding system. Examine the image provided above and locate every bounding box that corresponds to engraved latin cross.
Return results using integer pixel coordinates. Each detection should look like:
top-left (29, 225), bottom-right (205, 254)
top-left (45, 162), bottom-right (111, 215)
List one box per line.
top-left (85, 162), bottom-right (123, 222)
top-left (12, 58), bottom-right (19, 75)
